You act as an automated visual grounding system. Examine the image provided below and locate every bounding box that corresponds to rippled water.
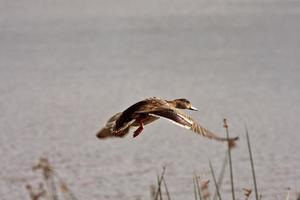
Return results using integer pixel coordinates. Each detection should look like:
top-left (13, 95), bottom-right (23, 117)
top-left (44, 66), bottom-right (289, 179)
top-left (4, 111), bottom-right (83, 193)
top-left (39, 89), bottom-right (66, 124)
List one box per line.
top-left (1, 0), bottom-right (300, 199)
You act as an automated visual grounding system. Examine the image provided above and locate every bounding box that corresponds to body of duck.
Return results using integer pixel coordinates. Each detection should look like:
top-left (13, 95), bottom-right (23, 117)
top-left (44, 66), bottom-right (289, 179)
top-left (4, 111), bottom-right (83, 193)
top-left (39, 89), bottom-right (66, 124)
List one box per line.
top-left (96, 97), bottom-right (238, 144)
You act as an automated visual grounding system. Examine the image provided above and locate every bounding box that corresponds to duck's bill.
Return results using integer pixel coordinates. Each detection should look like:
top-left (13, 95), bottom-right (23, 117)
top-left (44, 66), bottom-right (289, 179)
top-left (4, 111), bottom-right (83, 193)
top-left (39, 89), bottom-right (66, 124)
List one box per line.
top-left (189, 106), bottom-right (198, 111)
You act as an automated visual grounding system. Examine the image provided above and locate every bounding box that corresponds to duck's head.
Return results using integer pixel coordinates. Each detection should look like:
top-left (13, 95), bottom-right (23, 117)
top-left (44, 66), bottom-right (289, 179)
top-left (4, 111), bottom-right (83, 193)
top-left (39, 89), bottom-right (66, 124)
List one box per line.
top-left (168, 98), bottom-right (198, 111)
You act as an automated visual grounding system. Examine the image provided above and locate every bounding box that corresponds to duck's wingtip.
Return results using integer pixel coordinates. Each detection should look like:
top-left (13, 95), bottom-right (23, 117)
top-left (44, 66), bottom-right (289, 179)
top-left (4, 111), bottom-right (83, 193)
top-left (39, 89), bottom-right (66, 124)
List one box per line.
top-left (228, 136), bottom-right (239, 148)
top-left (233, 136), bottom-right (239, 140)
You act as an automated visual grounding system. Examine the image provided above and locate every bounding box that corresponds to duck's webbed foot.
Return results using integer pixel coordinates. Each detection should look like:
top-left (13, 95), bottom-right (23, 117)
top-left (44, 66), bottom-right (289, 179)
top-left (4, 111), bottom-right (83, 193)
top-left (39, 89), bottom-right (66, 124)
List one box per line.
top-left (133, 121), bottom-right (144, 138)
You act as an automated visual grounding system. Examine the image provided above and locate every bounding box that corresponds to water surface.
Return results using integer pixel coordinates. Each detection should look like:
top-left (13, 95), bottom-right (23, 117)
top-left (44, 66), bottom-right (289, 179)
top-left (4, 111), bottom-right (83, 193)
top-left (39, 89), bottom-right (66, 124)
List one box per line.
top-left (1, 0), bottom-right (300, 199)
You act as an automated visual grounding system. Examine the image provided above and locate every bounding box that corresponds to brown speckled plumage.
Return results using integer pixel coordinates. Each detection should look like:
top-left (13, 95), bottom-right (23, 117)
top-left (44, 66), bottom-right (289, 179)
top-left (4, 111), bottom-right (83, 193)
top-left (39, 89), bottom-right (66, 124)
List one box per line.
top-left (96, 97), bottom-right (238, 144)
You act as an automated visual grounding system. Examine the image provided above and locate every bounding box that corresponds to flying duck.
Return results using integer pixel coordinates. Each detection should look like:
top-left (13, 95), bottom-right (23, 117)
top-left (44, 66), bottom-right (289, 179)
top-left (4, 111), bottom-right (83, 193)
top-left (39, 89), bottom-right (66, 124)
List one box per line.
top-left (96, 97), bottom-right (238, 144)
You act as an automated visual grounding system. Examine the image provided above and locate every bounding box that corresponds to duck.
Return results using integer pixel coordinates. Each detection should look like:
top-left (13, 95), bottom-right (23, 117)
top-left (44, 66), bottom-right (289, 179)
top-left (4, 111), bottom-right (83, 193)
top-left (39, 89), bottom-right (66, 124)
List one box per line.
top-left (96, 97), bottom-right (238, 144)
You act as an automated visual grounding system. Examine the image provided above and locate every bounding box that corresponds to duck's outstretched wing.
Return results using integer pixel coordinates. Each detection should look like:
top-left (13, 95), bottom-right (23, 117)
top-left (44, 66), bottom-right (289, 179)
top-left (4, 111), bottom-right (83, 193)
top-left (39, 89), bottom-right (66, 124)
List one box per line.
top-left (96, 112), bottom-right (131, 139)
top-left (136, 108), bottom-right (238, 144)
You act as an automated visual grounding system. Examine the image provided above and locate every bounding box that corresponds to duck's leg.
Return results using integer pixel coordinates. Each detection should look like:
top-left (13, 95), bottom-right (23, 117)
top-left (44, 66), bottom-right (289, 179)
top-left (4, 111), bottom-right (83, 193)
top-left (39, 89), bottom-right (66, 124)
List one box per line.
top-left (133, 120), bottom-right (144, 138)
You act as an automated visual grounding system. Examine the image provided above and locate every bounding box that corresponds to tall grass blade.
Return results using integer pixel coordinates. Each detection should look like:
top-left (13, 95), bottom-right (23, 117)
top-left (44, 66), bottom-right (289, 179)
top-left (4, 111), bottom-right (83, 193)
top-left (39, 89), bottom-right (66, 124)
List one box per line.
top-left (154, 166), bottom-right (166, 200)
top-left (32, 158), bottom-right (59, 200)
top-left (213, 152), bottom-right (228, 200)
top-left (59, 181), bottom-right (79, 200)
top-left (209, 160), bottom-right (222, 200)
top-left (157, 175), bottom-right (163, 200)
top-left (286, 192), bottom-right (290, 200)
top-left (52, 166), bottom-right (79, 200)
top-left (150, 185), bottom-right (156, 200)
top-left (223, 119), bottom-right (235, 200)
top-left (194, 174), bottom-right (203, 200)
top-left (25, 183), bottom-right (46, 200)
top-left (193, 177), bottom-right (199, 200)
top-left (162, 177), bottom-right (171, 200)
top-left (245, 125), bottom-right (259, 200)
top-left (296, 192), bottom-right (300, 200)
top-left (48, 176), bottom-right (59, 200)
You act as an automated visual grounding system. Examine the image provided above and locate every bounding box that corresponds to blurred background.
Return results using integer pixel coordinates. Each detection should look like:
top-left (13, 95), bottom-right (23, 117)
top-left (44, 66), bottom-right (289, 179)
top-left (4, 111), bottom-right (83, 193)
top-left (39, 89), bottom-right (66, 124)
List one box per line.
top-left (1, 0), bottom-right (300, 199)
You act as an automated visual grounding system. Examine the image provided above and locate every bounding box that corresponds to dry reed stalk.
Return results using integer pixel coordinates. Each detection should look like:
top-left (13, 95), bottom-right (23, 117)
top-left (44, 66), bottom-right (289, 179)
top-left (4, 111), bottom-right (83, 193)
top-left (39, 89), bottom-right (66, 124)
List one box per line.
top-left (53, 171), bottom-right (79, 200)
top-left (285, 187), bottom-right (291, 200)
top-left (32, 157), bottom-right (79, 200)
top-left (157, 175), bottom-right (163, 200)
top-left (223, 119), bottom-right (235, 200)
top-left (208, 160), bottom-right (221, 200)
top-left (245, 125), bottom-right (259, 200)
top-left (195, 175), bottom-right (203, 200)
top-left (296, 192), bottom-right (300, 200)
top-left (33, 158), bottom-right (59, 200)
top-left (162, 176), bottom-right (171, 200)
top-left (26, 183), bottom-right (46, 200)
top-left (213, 152), bottom-right (228, 200)
top-left (59, 181), bottom-right (79, 200)
top-left (213, 156), bottom-right (227, 200)
top-left (154, 166), bottom-right (166, 200)
top-left (150, 184), bottom-right (156, 200)
top-left (193, 176), bottom-right (199, 200)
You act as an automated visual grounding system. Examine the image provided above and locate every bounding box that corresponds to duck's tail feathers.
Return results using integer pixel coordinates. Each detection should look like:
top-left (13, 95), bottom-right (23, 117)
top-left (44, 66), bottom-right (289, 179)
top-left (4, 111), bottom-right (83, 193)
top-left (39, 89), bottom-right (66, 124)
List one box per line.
top-left (96, 127), bottom-right (114, 139)
top-left (96, 126), bottom-right (130, 139)
top-left (96, 112), bottom-right (131, 139)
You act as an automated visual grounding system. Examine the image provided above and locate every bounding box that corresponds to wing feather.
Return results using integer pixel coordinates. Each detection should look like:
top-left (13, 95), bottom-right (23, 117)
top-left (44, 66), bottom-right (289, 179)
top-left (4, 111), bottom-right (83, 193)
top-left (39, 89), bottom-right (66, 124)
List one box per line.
top-left (139, 108), bottom-right (238, 143)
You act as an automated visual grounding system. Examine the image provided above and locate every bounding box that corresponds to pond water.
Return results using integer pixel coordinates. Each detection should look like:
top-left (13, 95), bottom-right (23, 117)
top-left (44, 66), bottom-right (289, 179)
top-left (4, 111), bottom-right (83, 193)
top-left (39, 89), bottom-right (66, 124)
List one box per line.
top-left (1, 1), bottom-right (300, 199)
